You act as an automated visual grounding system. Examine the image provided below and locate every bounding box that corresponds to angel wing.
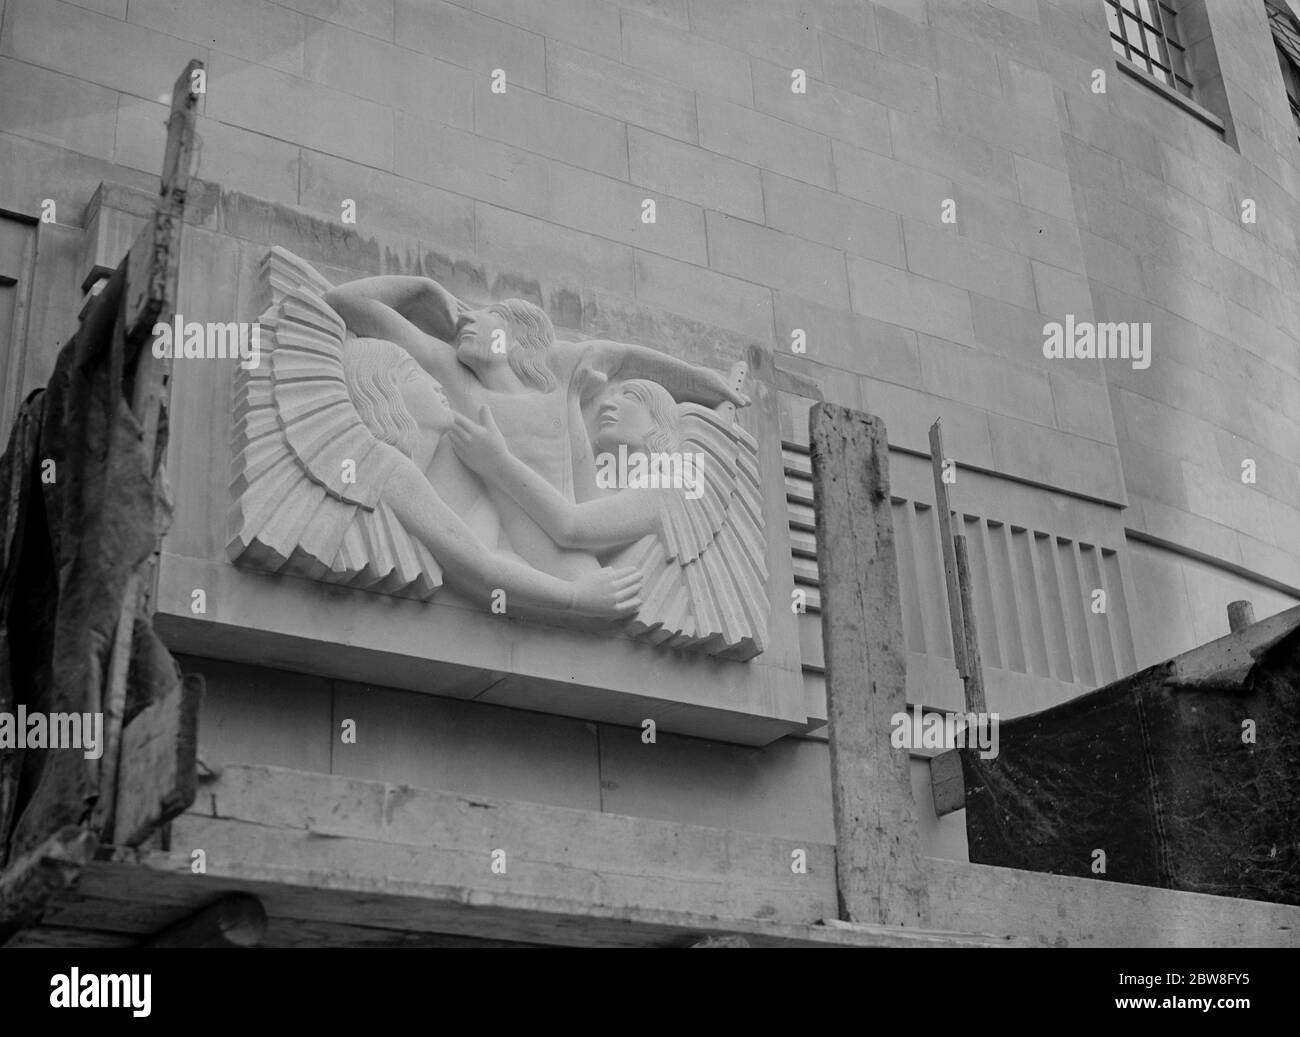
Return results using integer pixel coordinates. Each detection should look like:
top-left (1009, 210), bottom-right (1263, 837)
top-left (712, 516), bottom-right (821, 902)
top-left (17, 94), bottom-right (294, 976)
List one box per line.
top-left (227, 246), bottom-right (444, 599)
top-left (610, 382), bottom-right (769, 661)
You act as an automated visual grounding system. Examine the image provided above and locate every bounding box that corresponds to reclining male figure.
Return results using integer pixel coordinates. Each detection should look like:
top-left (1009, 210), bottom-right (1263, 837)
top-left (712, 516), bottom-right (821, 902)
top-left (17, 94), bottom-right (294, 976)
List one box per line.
top-left (324, 276), bottom-right (747, 581)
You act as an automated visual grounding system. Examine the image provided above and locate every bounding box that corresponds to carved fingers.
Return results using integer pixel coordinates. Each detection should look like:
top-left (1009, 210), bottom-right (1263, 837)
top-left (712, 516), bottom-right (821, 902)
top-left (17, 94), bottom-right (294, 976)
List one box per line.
top-left (701, 367), bottom-right (750, 408)
top-left (574, 363), bottom-right (610, 401)
top-left (573, 565), bottom-right (643, 619)
top-left (448, 406), bottom-right (508, 469)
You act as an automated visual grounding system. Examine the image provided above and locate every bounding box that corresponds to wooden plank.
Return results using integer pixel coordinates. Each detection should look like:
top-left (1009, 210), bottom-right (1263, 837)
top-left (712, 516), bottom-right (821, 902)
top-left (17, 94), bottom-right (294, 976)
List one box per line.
top-left (23, 902), bottom-right (538, 947)
top-left (954, 536), bottom-right (987, 715)
top-left (93, 59), bottom-right (203, 840)
top-left (58, 831), bottom-right (1300, 948)
top-left (929, 749), bottom-right (965, 817)
top-left (810, 403), bottom-right (928, 927)
top-left (113, 673), bottom-right (203, 846)
top-left (690, 934), bottom-right (751, 947)
top-left (31, 758), bottom-right (1300, 947)
top-left (256, 917), bottom-right (542, 948)
top-left (176, 764), bottom-right (834, 924)
top-left (35, 892), bottom-right (184, 935)
top-left (169, 815), bottom-right (827, 926)
top-left (1171, 601), bottom-right (1300, 690)
top-left (926, 856), bottom-right (1300, 948)
top-left (0, 826), bottom-right (97, 943)
top-left (67, 855), bottom-right (1012, 948)
top-left (123, 59), bottom-right (203, 341)
top-left (5, 925), bottom-right (136, 948)
top-left (146, 892), bottom-right (266, 948)
top-left (928, 421), bottom-right (967, 676)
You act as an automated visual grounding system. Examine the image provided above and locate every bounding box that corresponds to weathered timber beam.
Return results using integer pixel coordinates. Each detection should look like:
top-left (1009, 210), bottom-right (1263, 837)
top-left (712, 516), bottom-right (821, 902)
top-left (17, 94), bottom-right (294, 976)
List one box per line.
top-left (145, 892), bottom-right (266, 948)
top-left (810, 404), bottom-right (929, 927)
top-left (929, 749), bottom-right (965, 818)
top-left (926, 857), bottom-right (1300, 948)
top-left (1169, 601), bottom-right (1300, 690)
top-left (0, 826), bottom-right (98, 944)
top-left (114, 673), bottom-right (203, 847)
top-left (928, 420), bottom-right (967, 677)
top-left (74, 852), bottom-right (1018, 948)
top-left (690, 935), bottom-right (750, 948)
top-left (41, 764), bottom-right (1300, 947)
top-left (1227, 600), bottom-right (1255, 633)
top-left (94, 58), bottom-right (203, 842)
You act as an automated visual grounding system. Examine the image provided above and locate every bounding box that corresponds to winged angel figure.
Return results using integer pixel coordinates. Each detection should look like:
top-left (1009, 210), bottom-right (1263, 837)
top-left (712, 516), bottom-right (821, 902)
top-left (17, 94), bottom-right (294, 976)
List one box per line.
top-left (228, 248), bottom-right (641, 619)
top-left (450, 376), bottom-right (770, 660)
top-left (229, 248), bottom-right (769, 658)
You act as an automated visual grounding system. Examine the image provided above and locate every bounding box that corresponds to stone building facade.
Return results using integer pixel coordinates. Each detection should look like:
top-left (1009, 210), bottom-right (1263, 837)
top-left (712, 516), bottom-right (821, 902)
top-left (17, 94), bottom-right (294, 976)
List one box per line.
top-left (0, 0), bottom-right (1296, 876)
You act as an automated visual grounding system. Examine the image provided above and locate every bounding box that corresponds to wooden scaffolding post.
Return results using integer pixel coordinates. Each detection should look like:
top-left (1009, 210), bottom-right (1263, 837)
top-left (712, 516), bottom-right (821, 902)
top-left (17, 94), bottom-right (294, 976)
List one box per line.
top-left (928, 421), bottom-right (967, 681)
top-left (810, 403), bottom-right (929, 927)
top-left (928, 419), bottom-right (986, 714)
top-left (928, 420), bottom-right (987, 818)
top-left (1227, 600), bottom-right (1255, 632)
top-left (91, 59), bottom-right (203, 840)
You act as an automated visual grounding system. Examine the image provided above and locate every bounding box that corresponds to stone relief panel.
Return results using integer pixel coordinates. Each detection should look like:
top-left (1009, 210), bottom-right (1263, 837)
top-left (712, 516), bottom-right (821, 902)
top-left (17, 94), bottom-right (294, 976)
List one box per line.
top-left (229, 248), bottom-right (769, 660)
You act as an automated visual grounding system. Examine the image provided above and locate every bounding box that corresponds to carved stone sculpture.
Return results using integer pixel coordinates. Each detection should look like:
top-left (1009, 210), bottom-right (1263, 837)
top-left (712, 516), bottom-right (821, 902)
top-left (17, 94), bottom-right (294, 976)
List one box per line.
top-left (229, 247), bottom-right (769, 658)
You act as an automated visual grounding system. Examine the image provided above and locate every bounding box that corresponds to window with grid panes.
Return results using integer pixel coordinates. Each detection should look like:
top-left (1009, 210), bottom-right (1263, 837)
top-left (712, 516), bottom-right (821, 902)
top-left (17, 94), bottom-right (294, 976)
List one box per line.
top-left (1104, 0), bottom-right (1194, 98)
top-left (1267, 0), bottom-right (1300, 138)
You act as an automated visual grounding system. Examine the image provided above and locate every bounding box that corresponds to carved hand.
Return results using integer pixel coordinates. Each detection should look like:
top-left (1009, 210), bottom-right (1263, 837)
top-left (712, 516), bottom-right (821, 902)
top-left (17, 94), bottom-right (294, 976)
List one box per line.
top-left (573, 361), bottom-right (609, 401)
top-left (448, 406), bottom-right (509, 472)
top-left (569, 566), bottom-right (643, 619)
top-left (698, 366), bottom-right (750, 408)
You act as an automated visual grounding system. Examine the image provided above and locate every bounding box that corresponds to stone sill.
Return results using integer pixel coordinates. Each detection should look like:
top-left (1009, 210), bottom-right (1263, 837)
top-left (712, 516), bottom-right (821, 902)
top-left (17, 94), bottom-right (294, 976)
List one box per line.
top-left (1115, 56), bottom-right (1226, 135)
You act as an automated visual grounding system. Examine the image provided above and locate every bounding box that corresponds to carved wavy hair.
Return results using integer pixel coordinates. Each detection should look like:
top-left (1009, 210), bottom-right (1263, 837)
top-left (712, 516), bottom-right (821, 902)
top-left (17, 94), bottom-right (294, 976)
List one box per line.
top-left (342, 337), bottom-right (422, 458)
top-left (620, 379), bottom-right (681, 455)
top-left (488, 299), bottom-right (559, 393)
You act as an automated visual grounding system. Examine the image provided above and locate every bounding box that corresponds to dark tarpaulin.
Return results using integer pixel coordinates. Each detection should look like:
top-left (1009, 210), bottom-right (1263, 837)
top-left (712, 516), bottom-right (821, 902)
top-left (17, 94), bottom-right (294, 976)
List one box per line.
top-left (961, 619), bottom-right (1300, 906)
top-left (0, 261), bottom-right (180, 868)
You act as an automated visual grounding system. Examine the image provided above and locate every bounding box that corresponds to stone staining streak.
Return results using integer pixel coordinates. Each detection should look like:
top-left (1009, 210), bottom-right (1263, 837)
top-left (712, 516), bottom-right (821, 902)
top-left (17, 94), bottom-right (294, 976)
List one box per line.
top-left (228, 248), bottom-right (769, 659)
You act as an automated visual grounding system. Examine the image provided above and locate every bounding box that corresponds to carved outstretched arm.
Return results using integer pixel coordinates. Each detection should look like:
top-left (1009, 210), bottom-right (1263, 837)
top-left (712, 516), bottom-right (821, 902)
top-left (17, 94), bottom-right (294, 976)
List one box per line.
top-left (323, 277), bottom-right (465, 383)
top-left (571, 340), bottom-right (749, 407)
top-left (327, 276), bottom-right (464, 340)
top-left (449, 408), bottom-right (658, 552)
top-left (383, 463), bottom-right (641, 618)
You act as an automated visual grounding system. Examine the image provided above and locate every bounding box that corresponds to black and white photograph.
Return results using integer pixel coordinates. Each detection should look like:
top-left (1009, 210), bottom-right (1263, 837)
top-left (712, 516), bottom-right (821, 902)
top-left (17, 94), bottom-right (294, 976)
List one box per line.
top-left (0, 0), bottom-right (1295, 1005)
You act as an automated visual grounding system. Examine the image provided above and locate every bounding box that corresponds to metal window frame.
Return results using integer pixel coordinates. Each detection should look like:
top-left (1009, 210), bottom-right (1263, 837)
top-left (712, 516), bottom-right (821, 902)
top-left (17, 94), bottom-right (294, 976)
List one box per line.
top-left (1104, 0), bottom-right (1194, 98)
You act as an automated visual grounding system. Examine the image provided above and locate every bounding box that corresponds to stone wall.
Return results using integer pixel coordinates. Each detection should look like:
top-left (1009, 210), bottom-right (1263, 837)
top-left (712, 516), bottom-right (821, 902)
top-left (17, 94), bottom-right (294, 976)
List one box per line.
top-left (1, 0), bottom-right (1296, 859)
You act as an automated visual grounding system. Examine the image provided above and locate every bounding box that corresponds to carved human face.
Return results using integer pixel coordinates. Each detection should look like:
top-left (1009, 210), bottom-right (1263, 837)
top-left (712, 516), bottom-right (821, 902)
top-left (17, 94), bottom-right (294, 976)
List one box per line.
top-left (594, 386), bottom-right (656, 452)
top-left (399, 367), bottom-right (455, 434)
top-left (455, 307), bottom-right (510, 367)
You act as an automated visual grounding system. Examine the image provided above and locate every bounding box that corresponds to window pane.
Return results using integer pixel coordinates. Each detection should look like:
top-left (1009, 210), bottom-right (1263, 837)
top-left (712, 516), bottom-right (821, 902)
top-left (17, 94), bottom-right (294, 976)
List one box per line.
top-left (1144, 26), bottom-right (1168, 63)
top-left (1121, 0), bottom-right (1139, 13)
top-left (1152, 66), bottom-right (1172, 85)
top-left (1106, 4), bottom-right (1122, 35)
top-left (1125, 15), bottom-right (1145, 52)
top-left (1137, 0), bottom-right (1158, 23)
top-left (1111, 36), bottom-right (1128, 59)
